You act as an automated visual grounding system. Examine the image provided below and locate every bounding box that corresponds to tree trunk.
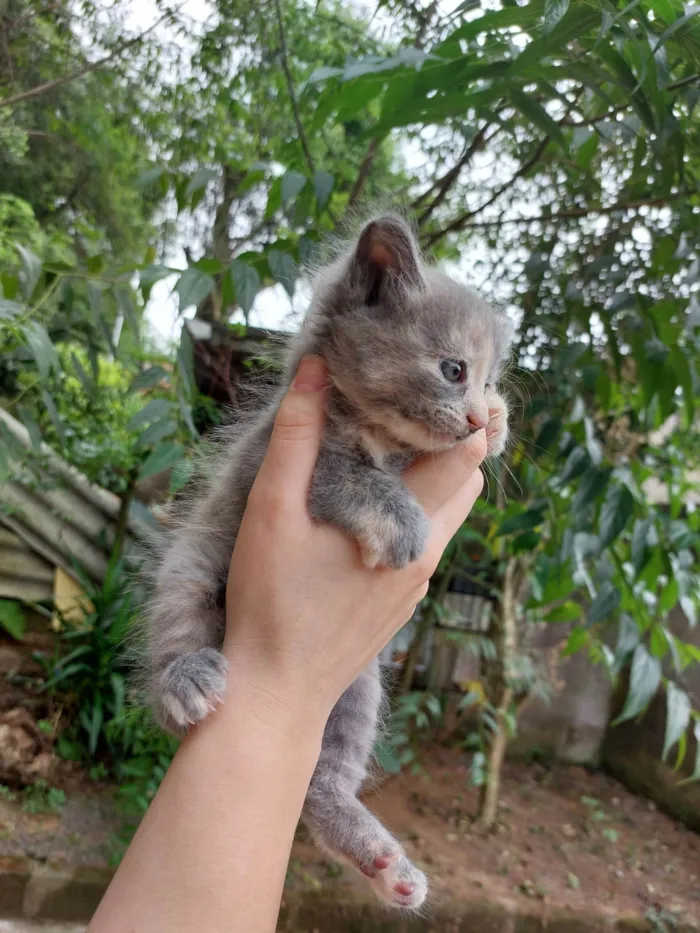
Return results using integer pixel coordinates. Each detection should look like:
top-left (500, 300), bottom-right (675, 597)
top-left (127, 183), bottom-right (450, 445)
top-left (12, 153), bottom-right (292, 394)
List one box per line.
top-left (475, 556), bottom-right (519, 832)
top-left (196, 164), bottom-right (243, 322)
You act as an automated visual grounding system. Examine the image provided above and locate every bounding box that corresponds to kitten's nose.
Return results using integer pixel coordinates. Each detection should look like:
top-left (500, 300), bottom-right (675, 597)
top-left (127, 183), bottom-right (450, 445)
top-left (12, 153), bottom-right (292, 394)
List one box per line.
top-left (466, 409), bottom-right (487, 432)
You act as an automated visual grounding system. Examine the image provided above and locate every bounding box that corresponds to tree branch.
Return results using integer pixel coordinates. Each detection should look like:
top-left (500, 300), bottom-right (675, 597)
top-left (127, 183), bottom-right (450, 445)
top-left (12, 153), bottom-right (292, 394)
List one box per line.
top-left (346, 136), bottom-right (379, 211)
top-left (424, 137), bottom-right (551, 247)
top-left (274, 0), bottom-right (338, 224)
top-left (416, 122), bottom-right (497, 225)
top-left (0, 7), bottom-right (177, 110)
top-left (343, 0), bottom-right (439, 219)
top-left (274, 0), bottom-right (315, 174)
top-left (443, 192), bottom-right (693, 232)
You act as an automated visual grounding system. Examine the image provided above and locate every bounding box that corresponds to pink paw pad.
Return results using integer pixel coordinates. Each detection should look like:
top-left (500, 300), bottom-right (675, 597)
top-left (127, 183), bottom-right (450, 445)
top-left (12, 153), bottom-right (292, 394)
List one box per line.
top-left (394, 881), bottom-right (414, 897)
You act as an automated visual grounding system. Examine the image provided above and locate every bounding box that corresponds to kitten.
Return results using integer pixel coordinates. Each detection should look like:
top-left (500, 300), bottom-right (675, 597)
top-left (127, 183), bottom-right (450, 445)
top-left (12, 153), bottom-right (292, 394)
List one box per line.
top-left (145, 215), bottom-right (513, 910)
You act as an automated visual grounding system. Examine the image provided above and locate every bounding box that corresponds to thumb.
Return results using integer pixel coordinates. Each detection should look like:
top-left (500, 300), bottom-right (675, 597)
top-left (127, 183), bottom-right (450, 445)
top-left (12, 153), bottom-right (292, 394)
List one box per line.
top-left (255, 356), bottom-right (328, 505)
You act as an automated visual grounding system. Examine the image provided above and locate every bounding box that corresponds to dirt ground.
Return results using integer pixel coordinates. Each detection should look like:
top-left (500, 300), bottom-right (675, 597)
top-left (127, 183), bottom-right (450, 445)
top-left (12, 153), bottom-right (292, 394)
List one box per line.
top-left (1, 693), bottom-right (699, 927)
top-left (290, 747), bottom-right (700, 923)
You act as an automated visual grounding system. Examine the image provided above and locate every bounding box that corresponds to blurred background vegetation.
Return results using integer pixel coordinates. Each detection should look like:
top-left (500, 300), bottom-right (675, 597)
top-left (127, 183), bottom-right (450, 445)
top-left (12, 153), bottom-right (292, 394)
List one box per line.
top-left (0, 0), bottom-right (699, 844)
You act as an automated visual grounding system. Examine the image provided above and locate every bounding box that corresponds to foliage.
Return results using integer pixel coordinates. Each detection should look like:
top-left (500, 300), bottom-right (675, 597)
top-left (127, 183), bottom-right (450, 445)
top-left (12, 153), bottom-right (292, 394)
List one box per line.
top-left (0, 779), bottom-right (66, 814)
top-left (36, 555), bottom-right (179, 846)
top-left (0, 599), bottom-right (26, 640)
top-left (39, 555), bottom-right (139, 763)
top-left (1, 0), bottom-right (700, 826)
top-left (20, 779), bottom-right (66, 814)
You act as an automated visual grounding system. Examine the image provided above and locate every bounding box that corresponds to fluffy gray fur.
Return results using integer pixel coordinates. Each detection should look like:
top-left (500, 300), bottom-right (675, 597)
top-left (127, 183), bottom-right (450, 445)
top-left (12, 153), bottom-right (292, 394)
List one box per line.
top-left (145, 214), bottom-right (513, 910)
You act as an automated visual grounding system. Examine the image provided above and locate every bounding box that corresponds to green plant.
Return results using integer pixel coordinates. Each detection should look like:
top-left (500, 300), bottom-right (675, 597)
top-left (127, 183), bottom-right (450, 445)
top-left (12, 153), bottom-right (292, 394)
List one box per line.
top-left (0, 785), bottom-right (17, 802)
top-left (377, 690), bottom-right (444, 774)
top-left (0, 600), bottom-right (25, 641)
top-left (20, 779), bottom-right (65, 814)
top-left (40, 556), bottom-right (137, 763)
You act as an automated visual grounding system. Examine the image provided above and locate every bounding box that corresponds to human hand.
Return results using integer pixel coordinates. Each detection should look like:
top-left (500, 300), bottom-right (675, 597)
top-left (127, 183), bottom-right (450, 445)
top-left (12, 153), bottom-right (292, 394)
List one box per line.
top-left (223, 356), bottom-right (486, 727)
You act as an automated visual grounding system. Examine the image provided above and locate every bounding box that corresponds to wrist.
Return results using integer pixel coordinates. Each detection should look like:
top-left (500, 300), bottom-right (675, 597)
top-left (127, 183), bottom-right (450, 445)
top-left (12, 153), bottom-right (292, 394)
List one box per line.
top-left (218, 640), bottom-right (333, 743)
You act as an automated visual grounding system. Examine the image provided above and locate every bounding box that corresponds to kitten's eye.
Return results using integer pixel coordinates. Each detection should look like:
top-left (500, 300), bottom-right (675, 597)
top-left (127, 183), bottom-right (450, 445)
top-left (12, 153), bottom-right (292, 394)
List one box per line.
top-left (440, 359), bottom-right (466, 383)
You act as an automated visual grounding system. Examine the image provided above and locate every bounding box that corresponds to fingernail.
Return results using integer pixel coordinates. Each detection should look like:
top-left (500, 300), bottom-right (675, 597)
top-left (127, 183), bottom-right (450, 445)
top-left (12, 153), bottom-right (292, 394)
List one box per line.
top-left (293, 356), bottom-right (327, 392)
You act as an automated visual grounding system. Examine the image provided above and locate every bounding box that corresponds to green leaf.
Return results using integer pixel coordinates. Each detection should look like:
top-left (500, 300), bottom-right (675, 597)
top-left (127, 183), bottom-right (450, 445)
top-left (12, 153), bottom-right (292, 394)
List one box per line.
top-left (659, 578), bottom-right (679, 613)
top-left (16, 245), bottom-right (42, 300)
top-left (613, 644), bottom-right (661, 725)
top-left (87, 281), bottom-right (102, 317)
top-left (508, 5), bottom-right (600, 74)
top-left (169, 458), bottom-right (194, 495)
top-left (110, 673), bottom-right (125, 718)
top-left (614, 613), bottom-right (640, 670)
top-left (375, 740), bottom-right (403, 775)
top-left (41, 390), bottom-right (65, 445)
top-left (139, 442), bottom-right (186, 480)
top-left (662, 682), bottom-right (691, 762)
top-left (177, 327), bottom-right (196, 399)
top-left (281, 170), bottom-right (307, 205)
top-left (508, 89), bottom-right (566, 149)
top-left (511, 529), bottom-right (540, 553)
top-left (559, 447), bottom-right (590, 485)
top-left (87, 700), bottom-right (103, 756)
top-left (306, 65), bottom-right (343, 84)
top-left (543, 601), bottom-right (581, 624)
top-left (651, 6), bottom-right (700, 54)
top-left (0, 299), bottom-right (23, 319)
top-left (67, 354), bottom-right (91, 397)
top-left (313, 170), bottom-right (334, 208)
top-left (631, 518), bottom-right (653, 575)
top-left (137, 165), bottom-right (165, 186)
top-left (598, 484), bottom-right (635, 551)
top-left (544, 0), bottom-right (569, 31)
top-left (587, 581), bottom-right (620, 625)
top-left (129, 366), bottom-right (168, 392)
top-left (136, 419), bottom-right (178, 448)
top-left (176, 268), bottom-right (215, 312)
top-left (535, 416), bottom-right (561, 451)
top-left (22, 322), bottom-right (60, 383)
top-left (0, 600), bottom-right (26, 641)
top-left (572, 467), bottom-right (611, 514)
top-left (678, 721), bottom-right (700, 783)
top-left (140, 264), bottom-right (173, 295)
top-left (185, 167), bottom-right (217, 199)
top-left (17, 405), bottom-right (42, 451)
top-left (669, 346), bottom-right (694, 424)
top-left (496, 505), bottom-right (547, 536)
top-left (562, 625), bottom-right (588, 656)
top-left (230, 260), bottom-right (261, 316)
top-left (115, 288), bottom-right (140, 344)
top-left (128, 398), bottom-right (175, 431)
top-left (268, 251), bottom-right (297, 297)
top-left (650, 624), bottom-right (668, 660)
top-left (447, 0), bottom-right (547, 44)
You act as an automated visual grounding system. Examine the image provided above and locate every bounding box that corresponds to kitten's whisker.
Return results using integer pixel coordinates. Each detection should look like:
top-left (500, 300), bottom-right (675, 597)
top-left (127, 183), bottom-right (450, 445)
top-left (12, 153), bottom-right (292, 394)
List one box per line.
top-left (499, 456), bottom-right (523, 498)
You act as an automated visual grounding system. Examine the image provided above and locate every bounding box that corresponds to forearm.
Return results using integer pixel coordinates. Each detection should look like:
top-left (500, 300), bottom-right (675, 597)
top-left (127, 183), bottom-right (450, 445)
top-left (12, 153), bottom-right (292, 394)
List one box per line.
top-left (89, 676), bottom-right (325, 933)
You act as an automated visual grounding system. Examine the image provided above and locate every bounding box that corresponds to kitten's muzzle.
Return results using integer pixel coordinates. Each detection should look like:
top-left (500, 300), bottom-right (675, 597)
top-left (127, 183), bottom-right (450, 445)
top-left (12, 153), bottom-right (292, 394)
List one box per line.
top-left (466, 410), bottom-right (487, 432)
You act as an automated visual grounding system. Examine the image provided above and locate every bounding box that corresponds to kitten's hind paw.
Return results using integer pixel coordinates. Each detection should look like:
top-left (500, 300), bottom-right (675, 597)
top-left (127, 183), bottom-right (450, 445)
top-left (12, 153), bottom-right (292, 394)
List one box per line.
top-left (156, 648), bottom-right (228, 732)
top-left (361, 852), bottom-right (428, 910)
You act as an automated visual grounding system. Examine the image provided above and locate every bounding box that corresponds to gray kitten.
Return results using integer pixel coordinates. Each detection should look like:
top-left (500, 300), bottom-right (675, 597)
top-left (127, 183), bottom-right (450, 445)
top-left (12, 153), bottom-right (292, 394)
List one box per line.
top-left (146, 215), bottom-right (513, 910)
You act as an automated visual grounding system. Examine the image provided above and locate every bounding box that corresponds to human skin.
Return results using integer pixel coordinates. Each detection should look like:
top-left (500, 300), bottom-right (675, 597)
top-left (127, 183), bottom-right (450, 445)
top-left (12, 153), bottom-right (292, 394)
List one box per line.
top-left (88, 356), bottom-right (486, 933)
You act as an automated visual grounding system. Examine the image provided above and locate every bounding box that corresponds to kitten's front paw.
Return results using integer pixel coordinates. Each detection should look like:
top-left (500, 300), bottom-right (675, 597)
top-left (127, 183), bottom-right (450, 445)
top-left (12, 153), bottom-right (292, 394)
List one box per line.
top-left (156, 648), bottom-right (228, 732)
top-left (357, 498), bottom-right (429, 570)
top-left (485, 389), bottom-right (509, 457)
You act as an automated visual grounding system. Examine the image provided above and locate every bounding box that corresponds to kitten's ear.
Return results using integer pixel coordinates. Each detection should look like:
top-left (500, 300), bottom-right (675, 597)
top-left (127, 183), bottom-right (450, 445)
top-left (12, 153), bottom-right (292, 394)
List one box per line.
top-left (350, 215), bottom-right (423, 307)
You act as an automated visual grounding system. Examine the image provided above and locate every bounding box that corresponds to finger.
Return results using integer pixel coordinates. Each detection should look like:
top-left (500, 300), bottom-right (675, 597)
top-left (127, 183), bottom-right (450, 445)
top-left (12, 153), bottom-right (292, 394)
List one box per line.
top-left (255, 356), bottom-right (328, 504)
top-left (429, 467), bottom-right (485, 553)
top-left (403, 431), bottom-right (487, 517)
